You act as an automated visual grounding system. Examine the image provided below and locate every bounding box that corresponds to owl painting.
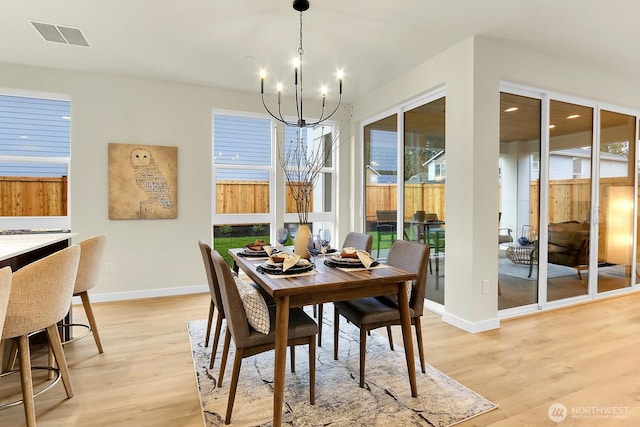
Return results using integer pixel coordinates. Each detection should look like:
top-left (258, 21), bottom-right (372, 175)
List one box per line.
top-left (130, 148), bottom-right (173, 210)
top-left (108, 143), bottom-right (178, 220)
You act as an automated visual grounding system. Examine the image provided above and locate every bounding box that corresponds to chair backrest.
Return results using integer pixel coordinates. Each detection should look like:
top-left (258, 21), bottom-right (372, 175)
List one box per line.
top-left (210, 250), bottom-right (252, 345)
top-left (2, 245), bottom-right (80, 340)
top-left (75, 234), bottom-right (107, 294)
top-left (386, 240), bottom-right (430, 315)
top-left (376, 210), bottom-right (397, 224)
top-left (198, 240), bottom-right (224, 314)
top-left (0, 267), bottom-right (12, 338)
top-left (342, 232), bottom-right (373, 253)
top-left (425, 213), bottom-right (439, 222)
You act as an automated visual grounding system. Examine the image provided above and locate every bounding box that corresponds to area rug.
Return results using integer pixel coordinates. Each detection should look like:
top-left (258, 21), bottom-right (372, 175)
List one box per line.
top-left (498, 256), bottom-right (577, 280)
top-left (187, 305), bottom-right (498, 426)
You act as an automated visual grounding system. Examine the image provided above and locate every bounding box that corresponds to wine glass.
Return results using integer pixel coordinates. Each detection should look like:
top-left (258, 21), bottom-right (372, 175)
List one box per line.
top-left (276, 227), bottom-right (289, 249)
top-left (318, 229), bottom-right (331, 254)
top-left (307, 236), bottom-right (321, 266)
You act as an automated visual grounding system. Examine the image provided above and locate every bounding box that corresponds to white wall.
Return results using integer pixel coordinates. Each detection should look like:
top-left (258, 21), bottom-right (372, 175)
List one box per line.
top-left (350, 35), bottom-right (640, 332)
top-left (0, 62), bottom-right (326, 301)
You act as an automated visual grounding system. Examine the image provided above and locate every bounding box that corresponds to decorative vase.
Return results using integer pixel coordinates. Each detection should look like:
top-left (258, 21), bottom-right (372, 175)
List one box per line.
top-left (294, 223), bottom-right (311, 259)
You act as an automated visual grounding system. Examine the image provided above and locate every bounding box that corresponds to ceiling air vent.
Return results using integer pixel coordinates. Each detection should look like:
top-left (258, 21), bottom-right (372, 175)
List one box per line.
top-left (31, 21), bottom-right (90, 47)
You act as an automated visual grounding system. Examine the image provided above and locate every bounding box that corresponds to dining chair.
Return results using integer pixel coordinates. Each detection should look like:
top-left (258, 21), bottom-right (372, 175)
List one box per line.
top-left (62, 234), bottom-right (107, 353)
top-left (210, 249), bottom-right (317, 424)
top-left (0, 245), bottom-right (80, 427)
top-left (198, 240), bottom-right (226, 369)
top-left (316, 232), bottom-right (373, 347)
top-left (333, 239), bottom-right (430, 388)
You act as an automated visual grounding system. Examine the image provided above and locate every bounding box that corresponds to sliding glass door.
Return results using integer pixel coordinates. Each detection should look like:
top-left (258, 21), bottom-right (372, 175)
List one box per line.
top-left (403, 97), bottom-right (446, 304)
top-left (597, 109), bottom-right (635, 292)
top-left (364, 114), bottom-right (398, 260)
top-left (500, 87), bottom-right (639, 314)
top-left (498, 92), bottom-right (541, 310)
top-left (546, 100), bottom-right (594, 302)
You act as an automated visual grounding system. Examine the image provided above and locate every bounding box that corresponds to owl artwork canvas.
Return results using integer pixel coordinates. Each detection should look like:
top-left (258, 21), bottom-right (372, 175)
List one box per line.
top-left (108, 143), bottom-right (178, 219)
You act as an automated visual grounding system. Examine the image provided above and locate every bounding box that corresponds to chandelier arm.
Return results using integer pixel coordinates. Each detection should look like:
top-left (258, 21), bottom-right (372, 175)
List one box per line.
top-left (306, 93), bottom-right (343, 127)
top-left (262, 93), bottom-right (298, 127)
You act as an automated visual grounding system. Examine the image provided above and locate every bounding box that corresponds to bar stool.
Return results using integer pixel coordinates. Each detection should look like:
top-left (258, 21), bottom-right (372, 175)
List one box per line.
top-left (0, 245), bottom-right (80, 427)
top-left (63, 234), bottom-right (107, 353)
top-left (0, 267), bottom-right (11, 337)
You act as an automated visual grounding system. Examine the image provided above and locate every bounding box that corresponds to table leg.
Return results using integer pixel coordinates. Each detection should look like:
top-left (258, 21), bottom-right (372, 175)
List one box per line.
top-left (397, 281), bottom-right (418, 397)
top-left (273, 295), bottom-right (290, 427)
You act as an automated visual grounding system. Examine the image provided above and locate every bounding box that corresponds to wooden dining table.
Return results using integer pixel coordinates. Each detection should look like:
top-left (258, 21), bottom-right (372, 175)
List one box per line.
top-left (229, 248), bottom-right (419, 427)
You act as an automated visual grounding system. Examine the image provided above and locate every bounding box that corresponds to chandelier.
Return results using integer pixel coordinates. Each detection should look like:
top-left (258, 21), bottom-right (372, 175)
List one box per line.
top-left (260, 0), bottom-right (343, 128)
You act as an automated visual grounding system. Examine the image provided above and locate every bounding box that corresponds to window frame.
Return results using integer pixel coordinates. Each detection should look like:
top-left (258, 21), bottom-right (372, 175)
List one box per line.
top-left (0, 88), bottom-right (71, 230)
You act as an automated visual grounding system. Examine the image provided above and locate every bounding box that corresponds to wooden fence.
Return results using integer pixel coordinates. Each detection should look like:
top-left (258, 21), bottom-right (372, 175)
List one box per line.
top-left (1, 177), bottom-right (632, 226)
top-left (0, 176), bottom-right (67, 216)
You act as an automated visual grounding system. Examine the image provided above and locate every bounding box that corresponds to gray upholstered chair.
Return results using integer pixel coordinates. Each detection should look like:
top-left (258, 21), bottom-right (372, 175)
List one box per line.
top-left (198, 240), bottom-right (226, 369)
top-left (333, 239), bottom-right (430, 388)
top-left (65, 234), bottom-right (107, 353)
top-left (0, 245), bottom-right (80, 427)
top-left (316, 232), bottom-right (373, 346)
top-left (210, 250), bottom-right (317, 424)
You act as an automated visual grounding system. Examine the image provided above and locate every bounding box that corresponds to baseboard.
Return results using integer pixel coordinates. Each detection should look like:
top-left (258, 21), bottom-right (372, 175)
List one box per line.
top-left (71, 284), bottom-right (209, 304)
top-left (442, 311), bottom-right (500, 333)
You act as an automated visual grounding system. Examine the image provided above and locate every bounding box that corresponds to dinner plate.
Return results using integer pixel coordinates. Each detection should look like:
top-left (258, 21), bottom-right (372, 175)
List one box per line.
top-left (324, 255), bottom-right (379, 269)
top-left (239, 248), bottom-right (276, 257)
top-left (257, 261), bottom-right (314, 275)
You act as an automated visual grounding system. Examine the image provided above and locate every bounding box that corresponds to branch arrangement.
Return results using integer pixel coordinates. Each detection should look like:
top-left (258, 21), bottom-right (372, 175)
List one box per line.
top-left (278, 105), bottom-right (353, 224)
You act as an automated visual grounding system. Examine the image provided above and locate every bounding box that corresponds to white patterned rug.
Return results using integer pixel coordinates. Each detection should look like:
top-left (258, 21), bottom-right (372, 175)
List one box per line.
top-left (187, 305), bottom-right (498, 426)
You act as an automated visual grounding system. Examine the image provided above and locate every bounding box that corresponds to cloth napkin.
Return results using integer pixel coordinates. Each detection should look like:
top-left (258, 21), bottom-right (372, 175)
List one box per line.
top-left (356, 250), bottom-right (375, 269)
top-left (282, 253), bottom-right (301, 272)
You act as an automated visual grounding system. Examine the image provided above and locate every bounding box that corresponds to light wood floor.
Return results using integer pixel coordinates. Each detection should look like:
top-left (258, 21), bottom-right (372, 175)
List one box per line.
top-left (1, 291), bottom-right (639, 426)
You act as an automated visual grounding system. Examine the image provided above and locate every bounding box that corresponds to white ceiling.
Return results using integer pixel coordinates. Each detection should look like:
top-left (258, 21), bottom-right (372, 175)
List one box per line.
top-left (2, 0), bottom-right (640, 104)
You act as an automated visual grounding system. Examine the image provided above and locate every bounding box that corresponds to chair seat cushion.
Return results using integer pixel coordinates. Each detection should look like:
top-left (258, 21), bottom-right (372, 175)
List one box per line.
top-left (378, 280), bottom-right (412, 308)
top-left (334, 297), bottom-right (416, 326)
top-left (244, 307), bottom-right (318, 347)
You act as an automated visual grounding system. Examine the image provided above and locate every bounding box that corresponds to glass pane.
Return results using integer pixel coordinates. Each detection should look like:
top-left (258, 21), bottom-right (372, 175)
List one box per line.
top-left (213, 114), bottom-right (271, 215)
top-left (0, 95), bottom-right (70, 157)
top-left (547, 100), bottom-right (593, 302)
top-left (215, 169), bottom-right (269, 214)
top-left (598, 110), bottom-right (635, 291)
top-left (498, 93), bottom-right (541, 310)
top-left (0, 163), bottom-right (68, 216)
top-left (403, 97), bottom-right (446, 304)
top-left (364, 114), bottom-right (397, 260)
top-left (213, 115), bottom-right (270, 166)
top-left (283, 125), bottom-right (334, 214)
top-left (213, 223), bottom-right (271, 266)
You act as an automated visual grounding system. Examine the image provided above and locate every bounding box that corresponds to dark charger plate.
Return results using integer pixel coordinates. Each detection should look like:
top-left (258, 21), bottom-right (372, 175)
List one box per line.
top-left (324, 256), bottom-right (379, 269)
top-left (238, 248), bottom-right (276, 257)
top-left (257, 262), bottom-right (314, 275)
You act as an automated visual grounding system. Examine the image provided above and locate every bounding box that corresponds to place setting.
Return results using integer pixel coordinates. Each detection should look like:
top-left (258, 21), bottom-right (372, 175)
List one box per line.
top-left (256, 251), bottom-right (315, 277)
top-left (324, 246), bottom-right (380, 271)
top-left (236, 239), bottom-right (279, 260)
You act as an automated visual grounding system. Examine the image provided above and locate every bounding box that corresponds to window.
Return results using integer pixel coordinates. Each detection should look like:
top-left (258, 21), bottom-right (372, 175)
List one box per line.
top-left (213, 113), bottom-right (272, 215)
top-left (0, 93), bottom-right (70, 218)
